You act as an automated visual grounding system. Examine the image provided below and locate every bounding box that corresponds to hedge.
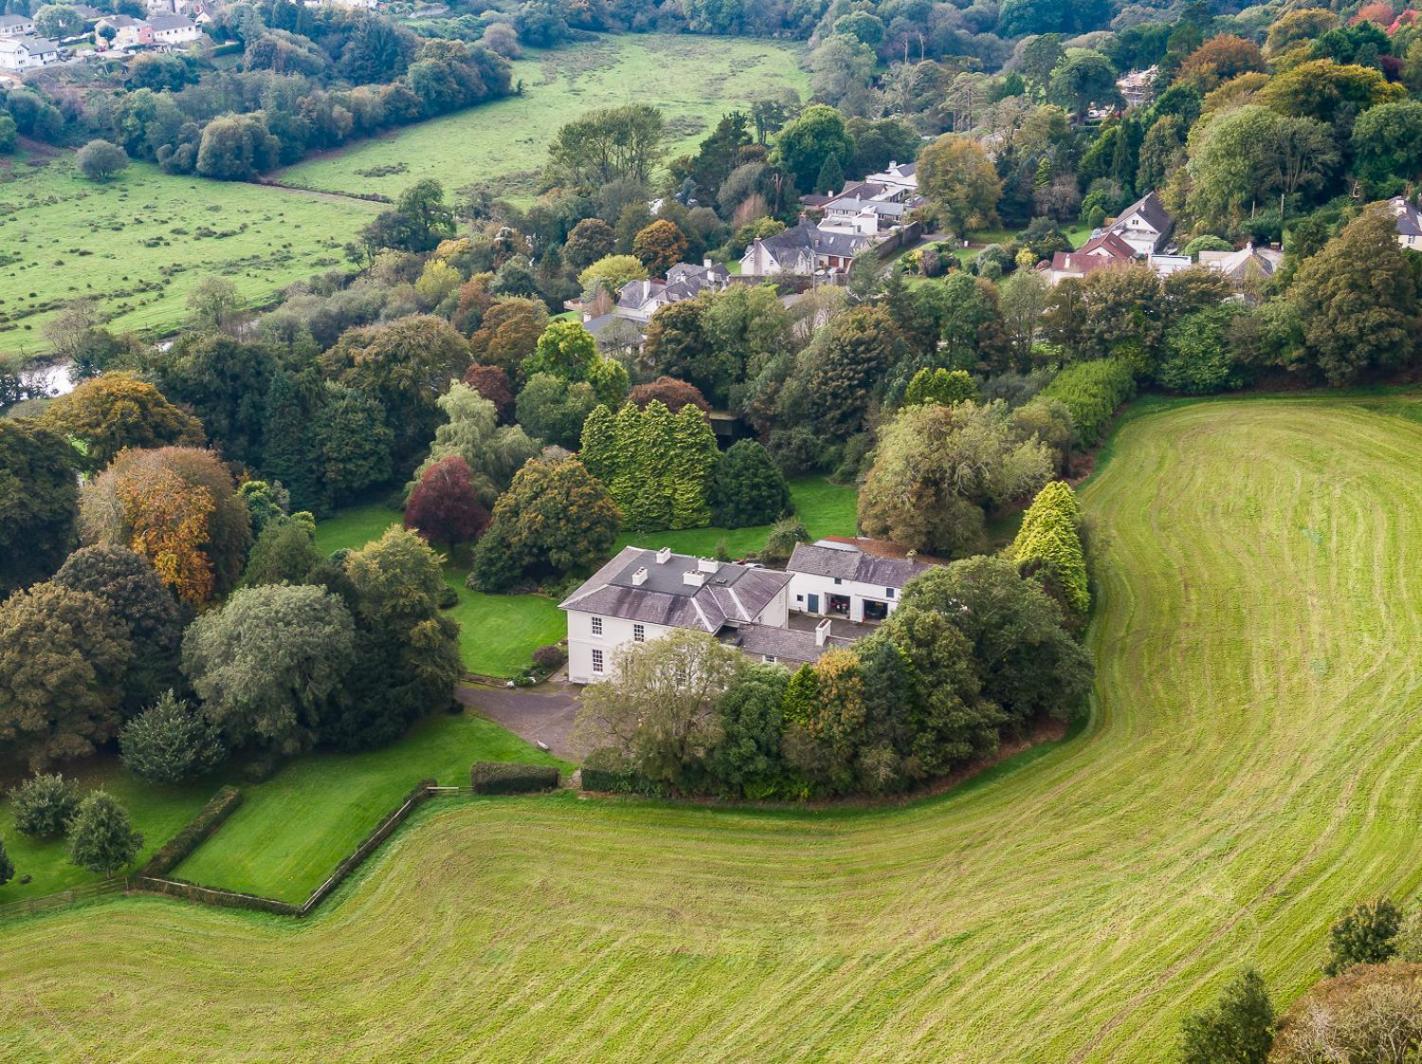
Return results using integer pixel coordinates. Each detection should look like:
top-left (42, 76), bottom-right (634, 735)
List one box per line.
top-left (139, 786), bottom-right (243, 877)
top-left (300, 779), bottom-right (437, 912)
top-left (1012, 481), bottom-right (1089, 614)
top-left (1041, 358), bottom-right (1136, 447)
top-left (470, 763), bottom-right (559, 795)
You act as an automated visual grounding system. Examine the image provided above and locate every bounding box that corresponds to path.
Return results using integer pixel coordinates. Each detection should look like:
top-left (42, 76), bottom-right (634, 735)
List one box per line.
top-left (458, 679), bottom-right (581, 760)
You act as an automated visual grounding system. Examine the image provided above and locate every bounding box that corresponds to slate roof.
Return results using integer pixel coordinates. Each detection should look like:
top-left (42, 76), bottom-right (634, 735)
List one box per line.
top-left (560, 547), bottom-right (792, 632)
top-left (1110, 190), bottom-right (1172, 236)
top-left (2, 34), bottom-right (57, 54)
top-left (1197, 243), bottom-right (1283, 282)
top-left (149, 13), bottom-right (195, 30)
top-left (1390, 195), bottom-right (1422, 237)
top-left (723, 621), bottom-right (852, 664)
top-left (761, 221), bottom-right (873, 260)
top-left (0, 14), bottom-right (33, 28)
top-left (786, 542), bottom-right (930, 589)
top-left (616, 262), bottom-right (726, 312)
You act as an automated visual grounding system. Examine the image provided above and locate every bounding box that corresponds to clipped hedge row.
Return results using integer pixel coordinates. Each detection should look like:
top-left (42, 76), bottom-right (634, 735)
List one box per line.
top-left (470, 762), bottom-right (559, 795)
top-left (1042, 358), bottom-right (1136, 447)
top-left (578, 753), bottom-right (665, 796)
top-left (139, 786), bottom-right (244, 877)
top-left (1012, 481), bottom-right (1089, 614)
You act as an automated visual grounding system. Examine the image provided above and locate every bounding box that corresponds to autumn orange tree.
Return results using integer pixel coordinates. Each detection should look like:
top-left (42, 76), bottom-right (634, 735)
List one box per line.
top-left (40, 372), bottom-right (204, 472)
top-left (632, 219), bottom-right (689, 276)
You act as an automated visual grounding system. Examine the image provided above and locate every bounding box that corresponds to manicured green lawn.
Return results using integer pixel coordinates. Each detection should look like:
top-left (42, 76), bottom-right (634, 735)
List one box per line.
top-left (612, 476), bottom-right (858, 559)
top-left (8, 396), bottom-right (1422, 1059)
top-left (172, 713), bottom-right (565, 903)
top-left (0, 153), bottom-right (378, 361)
top-left (277, 34), bottom-right (808, 205)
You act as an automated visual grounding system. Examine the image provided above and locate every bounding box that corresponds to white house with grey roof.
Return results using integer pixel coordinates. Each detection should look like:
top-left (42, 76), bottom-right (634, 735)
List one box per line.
top-left (1105, 190), bottom-right (1173, 256)
top-left (1389, 195), bottom-right (1422, 251)
top-left (0, 34), bottom-right (58, 71)
top-left (785, 540), bottom-right (930, 624)
top-left (561, 546), bottom-right (861, 682)
top-left (0, 14), bottom-right (36, 37)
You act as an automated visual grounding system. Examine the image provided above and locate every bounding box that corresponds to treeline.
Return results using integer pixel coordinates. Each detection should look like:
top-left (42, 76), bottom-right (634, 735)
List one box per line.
top-left (575, 485), bottom-right (1092, 801)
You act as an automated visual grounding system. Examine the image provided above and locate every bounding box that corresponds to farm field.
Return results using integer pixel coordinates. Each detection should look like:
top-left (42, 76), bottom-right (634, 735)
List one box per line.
top-left (4, 395), bottom-right (1422, 1057)
top-left (276, 33), bottom-right (809, 203)
top-left (0, 153), bottom-right (378, 361)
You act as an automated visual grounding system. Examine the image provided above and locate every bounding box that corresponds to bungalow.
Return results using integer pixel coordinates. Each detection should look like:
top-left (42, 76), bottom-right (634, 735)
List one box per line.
top-left (1198, 243), bottom-right (1284, 286)
top-left (1388, 195), bottom-right (1422, 251)
top-left (1040, 231), bottom-right (1139, 284)
top-left (1106, 190), bottom-right (1173, 256)
top-left (785, 539), bottom-right (930, 624)
top-left (147, 13), bottom-right (201, 45)
top-left (741, 220), bottom-right (872, 277)
top-left (0, 34), bottom-right (59, 71)
top-left (95, 15), bottom-right (153, 49)
top-left (0, 14), bottom-right (36, 37)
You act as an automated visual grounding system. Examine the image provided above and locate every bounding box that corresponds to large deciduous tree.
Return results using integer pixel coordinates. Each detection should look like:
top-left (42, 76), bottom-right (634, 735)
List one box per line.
top-left (546, 104), bottom-right (665, 188)
top-left (0, 418), bottom-right (78, 597)
top-left (40, 372), bottom-right (204, 472)
top-left (917, 134), bottom-right (1002, 239)
top-left (404, 455), bottom-right (489, 548)
top-left (772, 104), bottom-right (855, 194)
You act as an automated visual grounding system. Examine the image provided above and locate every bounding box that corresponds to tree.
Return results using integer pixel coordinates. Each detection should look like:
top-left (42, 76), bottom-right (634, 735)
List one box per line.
top-left (81, 447), bottom-right (252, 605)
top-left (1010, 481), bottom-right (1090, 616)
top-left (75, 139), bottom-right (129, 183)
top-left (40, 372), bottom-right (204, 472)
top-left (804, 304), bottom-right (906, 435)
top-left (0, 836), bottom-right (12, 887)
top-left (580, 401), bottom-right (717, 532)
top-left (186, 276), bottom-right (241, 332)
top-left (632, 219), bottom-right (689, 276)
top-left (258, 367), bottom-right (322, 511)
top-left (320, 314), bottom-right (471, 472)
top-left (1048, 51), bottom-right (1120, 115)
top-left (67, 791), bottom-right (142, 876)
top-left (627, 376), bottom-right (710, 413)
top-left (772, 104), bottom-right (855, 194)
top-left (546, 105), bottom-right (665, 188)
top-left (707, 664), bottom-right (789, 798)
top-left (0, 581), bottom-right (131, 769)
top-left (312, 382), bottom-right (395, 506)
top-left (904, 368), bottom-right (977, 407)
top-left (183, 583), bottom-right (356, 754)
top-left (577, 255), bottom-right (647, 298)
top-left (467, 297), bottom-right (548, 371)
top-left (195, 113), bottom-right (280, 180)
top-left (573, 630), bottom-right (741, 788)
top-left (859, 401), bottom-right (1054, 557)
top-left (10, 773), bottom-right (80, 838)
top-left (53, 546), bottom-right (185, 713)
top-left (1326, 898), bottom-right (1403, 975)
top-left (405, 456), bottom-right (489, 548)
top-left (1291, 205), bottom-right (1418, 385)
top-left (1259, 59), bottom-right (1404, 128)
top-left (513, 373), bottom-right (597, 450)
top-left (153, 333), bottom-right (275, 466)
top-left (471, 458), bottom-right (619, 592)
top-left (564, 217), bottom-right (616, 270)
top-left (998, 0), bottom-right (1111, 37)
top-left (0, 114), bottom-right (16, 155)
top-left (523, 319), bottom-right (598, 381)
top-left (34, 3), bottom-right (83, 37)
top-left (1179, 969), bottom-right (1275, 1064)
top-left (120, 690), bottom-right (225, 784)
top-left (408, 382), bottom-right (540, 506)
top-left (1177, 35), bottom-right (1266, 92)
top-left (1352, 101), bottom-right (1422, 191)
top-left (360, 179), bottom-right (456, 254)
top-left (918, 135), bottom-right (1002, 239)
top-left (1158, 305), bottom-right (1242, 394)
top-left (709, 440), bottom-right (790, 528)
top-left (463, 363), bottom-right (516, 422)
top-left (239, 515), bottom-right (323, 587)
top-left (0, 418), bottom-right (78, 597)
top-left (813, 151), bottom-right (844, 196)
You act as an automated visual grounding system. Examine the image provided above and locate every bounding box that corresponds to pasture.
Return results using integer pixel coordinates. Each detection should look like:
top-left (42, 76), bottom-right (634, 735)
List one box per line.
top-left (0, 153), bottom-right (378, 361)
top-left (277, 34), bottom-right (809, 203)
top-left (4, 394), bottom-right (1422, 1058)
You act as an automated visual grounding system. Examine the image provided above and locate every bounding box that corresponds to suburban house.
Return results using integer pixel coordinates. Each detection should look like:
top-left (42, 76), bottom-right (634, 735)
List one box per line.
top-left (0, 14), bottom-right (36, 37)
top-left (560, 539), bottom-right (936, 682)
top-left (581, 260), bottom-right (728, 342)
top-left (1039, 231), bottom-right (1139, 283)
top-left (0, 34), bottom-right (59, 71)
top-left (741, 220), bottom-right (873, 277)
top-left (1117, 67), bottom-right (1157, 109)
top-left (148, 12), bottom-right (201, 45)
top-left (95, 15), bottom-right (153, 49)
top-left (1389, 195), bottom-right (1422, 251)
top-left (1198, 243), bottom-right (1284, 285)
top-left (1106, 191), bottom-right (1173, 256)
top-left (785, 539), bottom-right (929, 624)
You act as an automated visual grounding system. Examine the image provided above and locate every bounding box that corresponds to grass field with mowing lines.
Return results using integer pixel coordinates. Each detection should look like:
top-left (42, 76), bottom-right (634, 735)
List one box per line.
top-left (0, 154), bottom-right (378, 361)
top-left (5, 395), bottom-right (1421, 1059)
top-left (277, 34), bottom-right (808, 203)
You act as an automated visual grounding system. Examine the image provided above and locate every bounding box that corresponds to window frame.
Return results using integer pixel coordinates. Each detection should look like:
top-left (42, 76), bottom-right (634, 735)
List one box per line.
top-left (590, 615), bottom-right (603, 637)
top-left (591, 648), bottom-right (604, 674)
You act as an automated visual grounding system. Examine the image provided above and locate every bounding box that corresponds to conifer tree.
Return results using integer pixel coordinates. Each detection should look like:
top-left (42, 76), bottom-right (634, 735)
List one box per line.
top-left (261, 367), bottom-right (323, 512)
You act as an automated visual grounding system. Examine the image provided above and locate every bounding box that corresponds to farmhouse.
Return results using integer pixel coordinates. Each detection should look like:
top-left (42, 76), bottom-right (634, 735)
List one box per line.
top-left (785, 539), bottom-right (929, 624)
top-left (1040, 230), bottom-right (1138, 283)
top-left (1389, 195), bottom-right (1422, 251)
top-left (0, 34), bottom-right (59, 71)
top-left (741, 220), bottom-right (873, 277)
top-left (0, 14), bottom-right (36, 37)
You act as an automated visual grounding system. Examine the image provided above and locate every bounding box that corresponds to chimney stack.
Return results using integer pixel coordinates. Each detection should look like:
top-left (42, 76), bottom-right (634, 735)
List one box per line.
top-left (632, 567), bottom-right (648, 586)
top-left (697, 557), bottom-right (720, 574)
top-left (683, 570), bottom-right (707, 588)
top-left (656, 547), bottom-right (672, 565)
top-left (815, 618), bottom-right (832, 647)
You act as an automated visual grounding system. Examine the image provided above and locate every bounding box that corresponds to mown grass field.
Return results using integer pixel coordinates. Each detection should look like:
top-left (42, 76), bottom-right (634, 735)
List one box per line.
top-left (0, 153), bottom-right (378, 361)
top-left (277, 33), bottom-right (808, 203)
top-left (6, 395), bottom-right (1421, 1059)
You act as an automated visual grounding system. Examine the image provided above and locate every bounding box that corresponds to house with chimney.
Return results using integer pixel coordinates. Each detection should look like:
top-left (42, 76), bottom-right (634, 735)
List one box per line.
top-left (1388, 195), bottom-right (1422, 251)
top-left (1105, 190), bottom-right (1173, 256)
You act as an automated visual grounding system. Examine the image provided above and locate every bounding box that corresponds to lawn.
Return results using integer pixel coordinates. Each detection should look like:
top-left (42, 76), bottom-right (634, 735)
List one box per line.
top-left (612, 476), bottom-right (859, 558)
top-left (277, 34), bottom-right (808, 204)
top-left (172, 713), bottom-right (565, 903)
top-left (0, 153), bottom-right (379, 361)
top-left (313, 502), bottom-right (564, 677)
top-left (9, 395), bottom-right (1422, 1057)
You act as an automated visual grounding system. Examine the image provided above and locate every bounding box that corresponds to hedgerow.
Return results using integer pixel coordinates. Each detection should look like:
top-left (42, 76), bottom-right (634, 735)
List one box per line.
top-left (1041, 359), bottom-right (1136, 447)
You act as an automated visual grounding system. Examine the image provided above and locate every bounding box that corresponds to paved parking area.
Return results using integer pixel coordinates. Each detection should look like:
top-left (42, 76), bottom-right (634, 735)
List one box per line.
top-left (458, 680), bottom-right (581, 760)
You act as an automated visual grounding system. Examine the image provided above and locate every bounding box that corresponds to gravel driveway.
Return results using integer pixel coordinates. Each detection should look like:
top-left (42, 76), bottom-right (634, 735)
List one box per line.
top-left (458, 679), bottom-right (582, 760)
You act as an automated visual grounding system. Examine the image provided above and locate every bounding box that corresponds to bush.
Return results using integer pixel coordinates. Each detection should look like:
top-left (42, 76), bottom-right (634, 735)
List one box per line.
top-left (437, 584), bottom-right (459, 609)
top-left (532, 644), bottom-right (567, 672)
top-left (1011, 481), bottom-right (1089, 614)
top-left (11, 773), bottom-right (80, 839)
top-left (1327, 898), bottom-right (1403, 975)
top-left (67, 790), bottom-right (143, 875)
top-left (469, 762), bottom-right (559, 794)
top-left (579, 749), bottom-right (659, 794)
top-left (763, 516), bottom-right (809, 564)
top-left (0, 835), bottom-right (12, 886)
top-left (139, 786), bottom-right (243, 877)
top-left (1179, 968), bottom-right (1275, 1064)
top-left (120, 691), bottom-right (226, 784)
top-left (1041, 359), bottom-right (1136, 448)
top-left (75, 139), bottom-right (129, 183)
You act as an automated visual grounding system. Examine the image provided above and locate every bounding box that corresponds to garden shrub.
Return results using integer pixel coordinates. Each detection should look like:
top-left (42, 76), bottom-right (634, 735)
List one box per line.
top-left (140, 786), bottom-right (243, 877)
top-left (1041, 358), bottom-right (1136, 447)
top-left (11, 773), bottom-right (80, 839)
top-left (470, 762), bottom-right (559, 794)
top-left (532, 644), bottom-right (567, 672)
